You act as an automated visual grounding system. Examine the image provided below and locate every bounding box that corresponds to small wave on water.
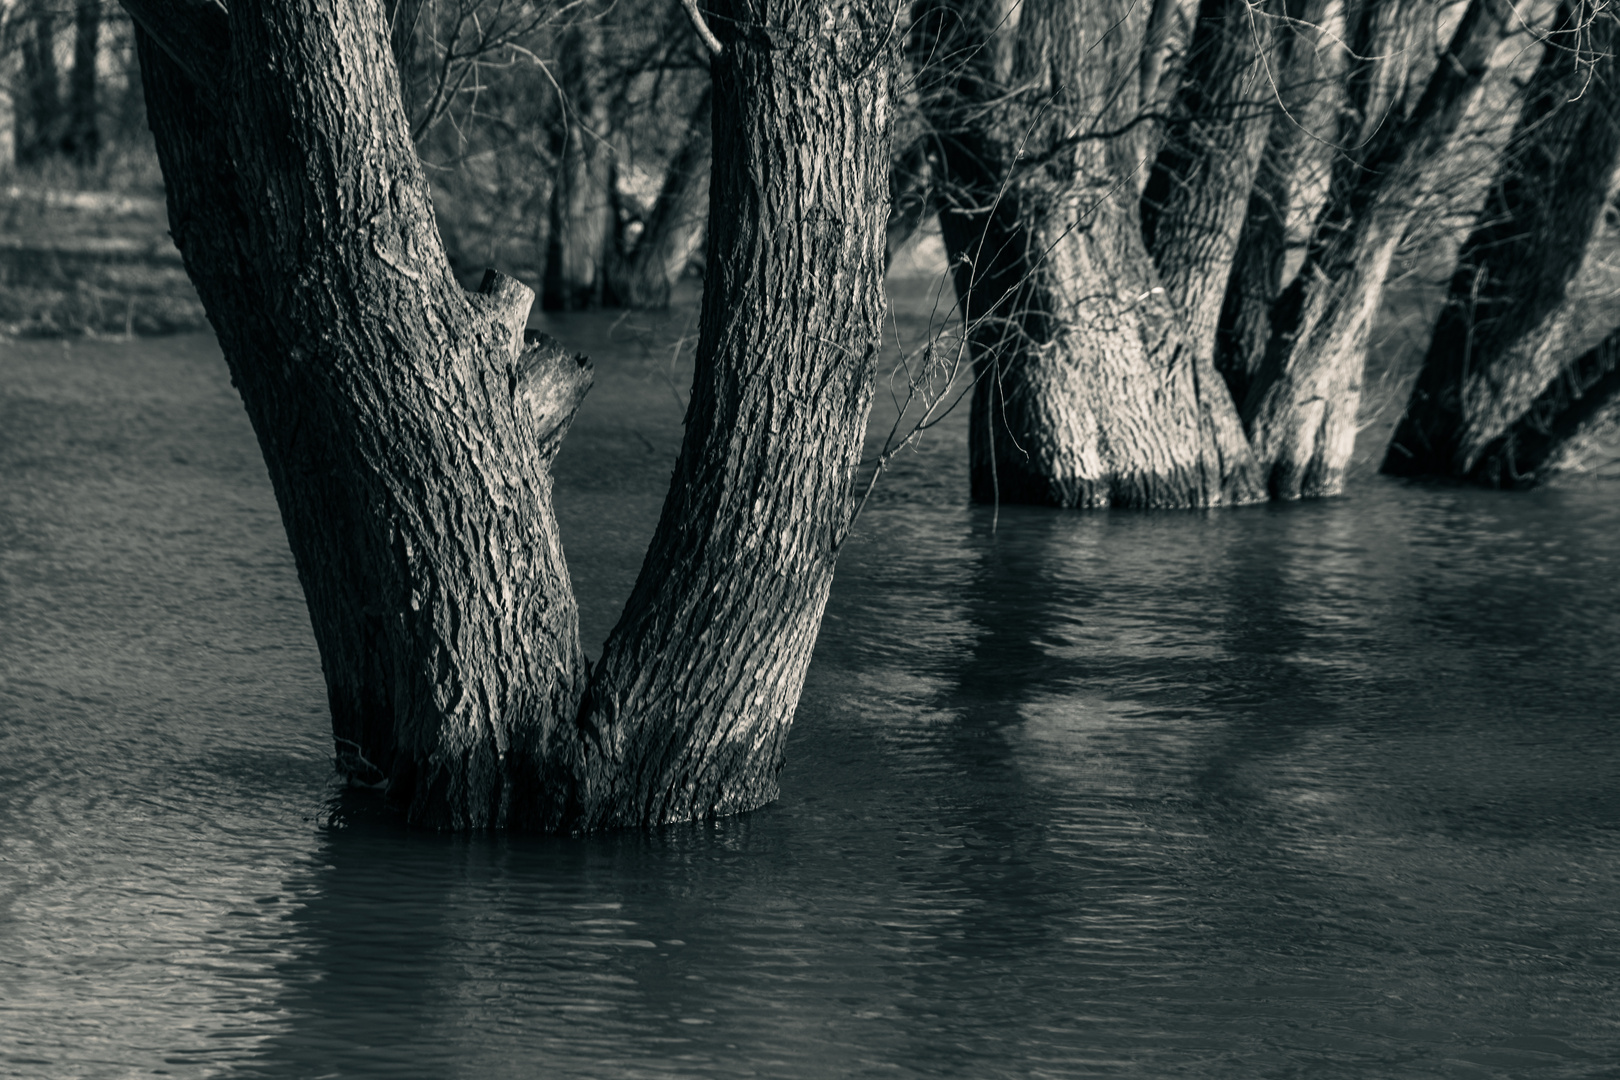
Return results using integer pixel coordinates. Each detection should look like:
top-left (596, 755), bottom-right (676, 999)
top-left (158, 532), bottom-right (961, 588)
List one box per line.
top-left (2, 321), bottom-right (1617, 1079)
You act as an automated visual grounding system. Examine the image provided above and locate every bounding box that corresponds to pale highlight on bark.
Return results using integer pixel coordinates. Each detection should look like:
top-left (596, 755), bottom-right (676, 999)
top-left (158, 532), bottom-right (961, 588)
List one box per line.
top-left (915, 0), bottom-right (1263, 508)
top-left (1241, 0), bottom-right (1516, 498)
top-left (1384, 2), bottom-right (1620, 484)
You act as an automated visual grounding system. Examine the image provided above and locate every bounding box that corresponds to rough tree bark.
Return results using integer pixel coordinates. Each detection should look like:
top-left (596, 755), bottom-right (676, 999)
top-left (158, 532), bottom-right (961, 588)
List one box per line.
top-left (1240, 0), bottom-right (1515, 498)
top-left (913, 0), bottom-right (1263, 508)
top-left (566, 0), bottom-right (895, 829)
top-left (543, 9), bottom-right (618, 311)
top-left (1141, 0), bottom-right (1281, 379)
top-left (1213, 0), bottom-right (1334, 407)
top-left (612, 85), bottom-right (712, 309)
top-left (124, 0), bottom-right (895, 831)
top-left (1382, 2), bottom-right (1620, 485)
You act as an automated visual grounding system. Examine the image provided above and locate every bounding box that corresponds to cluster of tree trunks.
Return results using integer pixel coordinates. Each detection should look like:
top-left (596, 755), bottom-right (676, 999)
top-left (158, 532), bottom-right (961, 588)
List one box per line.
top-left (914, 0), bottom-right (1620, 506)
top-left (117, 0), bottom-right (1620, 835)
top-left (123, 0), bottom-right (896, 830)
top-left (1384, 1), bottom-right (1620, 487)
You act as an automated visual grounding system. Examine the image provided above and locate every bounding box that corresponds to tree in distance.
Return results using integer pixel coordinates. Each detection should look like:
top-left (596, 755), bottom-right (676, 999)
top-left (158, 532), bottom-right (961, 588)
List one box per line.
top-left (902, 0), bottom-right (1620, 505)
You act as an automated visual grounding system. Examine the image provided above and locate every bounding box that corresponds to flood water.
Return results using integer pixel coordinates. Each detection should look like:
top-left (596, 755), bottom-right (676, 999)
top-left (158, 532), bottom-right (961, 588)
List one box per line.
top-left (2, 292), bottom-right (1618, 1078)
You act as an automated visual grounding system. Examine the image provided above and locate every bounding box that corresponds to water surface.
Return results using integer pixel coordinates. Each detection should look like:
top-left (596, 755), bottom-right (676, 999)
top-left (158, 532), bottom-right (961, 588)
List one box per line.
top-left (2, 307), bottom-right (1617, 1078)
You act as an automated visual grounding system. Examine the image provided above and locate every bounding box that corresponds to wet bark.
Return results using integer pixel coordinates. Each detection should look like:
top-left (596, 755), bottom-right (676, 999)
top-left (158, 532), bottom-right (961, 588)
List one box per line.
top-left (543, 12), bottom-right (617, 311)
top-left (65, 0), bottom-right (100, 165)
top-left (127, 0), bottom-right (894, 831)
top-left (914, 0), bottom-right (1262, 508)
top-left (1241, 0), bottom-right (1514, 498)
top-left (612, 86), bottom-right (711, 309)
top-left (1383, 3), bottom-right (1620, 481)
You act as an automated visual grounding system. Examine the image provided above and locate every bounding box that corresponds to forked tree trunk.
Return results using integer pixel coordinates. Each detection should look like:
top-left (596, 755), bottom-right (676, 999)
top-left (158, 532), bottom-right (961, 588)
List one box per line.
top-left (1241, 0), bottom-right (1514, 498)
top-left (612, 86), bottom-right (711, 309)
top-left (1383, 3), bottom-right (1620, 483)
top-left (543, 12), bottom-right (617, 311)
top-left (124, 0), bottom-right (895, 831)
top-left (914, 0), bottom-right (1262, 508)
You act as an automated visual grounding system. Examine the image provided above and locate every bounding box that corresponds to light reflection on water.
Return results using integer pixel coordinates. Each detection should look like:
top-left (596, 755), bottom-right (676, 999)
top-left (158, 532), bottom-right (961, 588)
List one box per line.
top-left (1, 314), bottom-right (1617, 1079)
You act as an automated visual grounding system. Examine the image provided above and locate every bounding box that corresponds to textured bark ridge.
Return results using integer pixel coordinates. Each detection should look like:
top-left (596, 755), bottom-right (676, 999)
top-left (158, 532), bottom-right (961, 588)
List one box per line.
top-left (135, 2), bottom-right (589, 829)
top-left (1212, 0), bottom-right (1334, 408)
top-left (1142, 0), bottom-right (1279, 373)
top-left (1383, 2), bottom-right (1620, 484)
top-left (129, 0), bottom-right (894, 831)
top-left (915, 0), bottom-right (1263, 509)
top-left (1240, 0), bottom-right (1516, 499)
top-left (560, 0), bottom-right (896, 829)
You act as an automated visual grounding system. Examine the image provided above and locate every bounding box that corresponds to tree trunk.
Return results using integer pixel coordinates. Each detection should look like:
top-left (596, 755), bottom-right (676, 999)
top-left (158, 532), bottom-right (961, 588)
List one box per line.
top-left (563, 0), bottom-right (896, 830)
top-left (914, 0), bottom-right (1263, 508)
top-left (543, 11), bottom-right (617, 311)
top-left (611, 85), bottom-right (711, 309)
top-left (1467, 325), bottom-right (1620, 486)
top-left (64, 0), bottom-right (100, 165)
top-left (131, 1), bottom-right (589, 829)
top-left (126, 0), bottom-right (895, 831)
top-left (19, 0), bottom-right (61, 164)
top-left (1382, 3), bottom-right (1620, 481)
top-left (1241, 0), bottom-right (1514, 498)
top-left (1141, 0), bottom-right (1280, 376)
top-left (1213, 0), bottom-right (1335, 407)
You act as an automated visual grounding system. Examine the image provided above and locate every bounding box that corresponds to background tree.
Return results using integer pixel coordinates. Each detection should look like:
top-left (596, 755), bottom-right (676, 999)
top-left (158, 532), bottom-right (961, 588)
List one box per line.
top-left (16, 0), bottom-right (62, 163)
top-left (121, 0), bottom-right (897, 831)
top-left (1384, 1), bottom-right (1620, 487)
top-left (909, 0), bottom-right (1553, 507)
top-left (391, 0), bottom-right (712, 308)
top-left (911, 0), bottom-right (1263, 509)
top-left (63, 0), bottom-right (99, 163)
top-left (610, 83), bottom-right (711, 307)
top-left (542, 3), bottom-right (616, 309)
top-left (1240, 0), bottom-right (1516, 498)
